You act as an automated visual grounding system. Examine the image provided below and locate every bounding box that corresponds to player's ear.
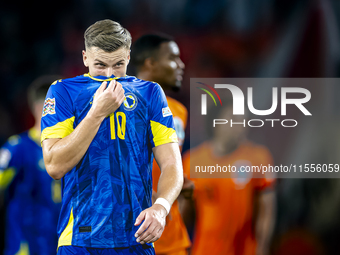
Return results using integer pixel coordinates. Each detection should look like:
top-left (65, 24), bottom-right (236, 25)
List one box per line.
top-left (82, 50), bottom-right (89, 67)
top-left (144, 57), bottom-right (155, 70)
top-left (127, 51), bottom-right (130, 64)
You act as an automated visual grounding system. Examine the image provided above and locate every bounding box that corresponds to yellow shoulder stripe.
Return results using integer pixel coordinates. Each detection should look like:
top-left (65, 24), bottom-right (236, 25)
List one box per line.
top-left (41, 117), bottom-right (75, 143)
top-left (15, 241), bottom-right (29, 255)
top-left (58, 208), bottom-right (74, 247)
top-left (150, 120), bottom-right (178, 147)
top-left (28, 127), bottom-right (41, 145)
top-left (0, 167), bottom-right (16, 190)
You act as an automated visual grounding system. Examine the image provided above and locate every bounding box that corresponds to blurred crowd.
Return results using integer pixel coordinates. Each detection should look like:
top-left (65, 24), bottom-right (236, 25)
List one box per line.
top-left (3, 0), bottom-right (339, 143)
top-left (1, 0), bottom-right (340, 254)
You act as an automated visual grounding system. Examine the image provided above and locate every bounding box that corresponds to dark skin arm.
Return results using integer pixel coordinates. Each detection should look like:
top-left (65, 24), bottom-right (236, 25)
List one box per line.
top-left (178, 175), bottom-right (196, 242)
top-left (253, 189), bottom-right (276, 255)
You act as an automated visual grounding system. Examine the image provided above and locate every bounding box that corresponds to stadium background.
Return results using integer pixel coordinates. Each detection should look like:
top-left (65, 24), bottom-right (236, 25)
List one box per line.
top-left (1, 0), bottom-right (340, 254)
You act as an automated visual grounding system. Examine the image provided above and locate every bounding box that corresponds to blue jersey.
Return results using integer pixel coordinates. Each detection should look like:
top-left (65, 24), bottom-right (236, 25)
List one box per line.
top-left (0, 128), bottom-right (62, 255)
top-left (41, 74), bottom-right (178, 249)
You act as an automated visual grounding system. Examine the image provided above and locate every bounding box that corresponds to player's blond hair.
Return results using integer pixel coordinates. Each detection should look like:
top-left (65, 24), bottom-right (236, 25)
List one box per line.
top-left (84, 19), bottom-right (131, 52)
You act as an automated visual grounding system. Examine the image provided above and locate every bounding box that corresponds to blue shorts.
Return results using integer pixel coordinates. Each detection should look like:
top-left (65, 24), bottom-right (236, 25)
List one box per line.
top-left (57, 245), bottom-right (155, 255)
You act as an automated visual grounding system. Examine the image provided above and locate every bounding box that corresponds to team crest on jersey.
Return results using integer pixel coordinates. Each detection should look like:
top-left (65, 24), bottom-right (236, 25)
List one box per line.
top-left (42, 98), bottom-right (56, 117)
top-left (231, 160), bottom-right (252, 189)
top-left (123, 93), bottom-right (138, 111)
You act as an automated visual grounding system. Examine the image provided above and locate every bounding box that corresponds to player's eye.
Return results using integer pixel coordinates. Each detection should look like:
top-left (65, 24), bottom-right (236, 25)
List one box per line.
top-left (115, 62), bottom-right (123, 67)
top-left (95, 63), bottom-right (106, 67)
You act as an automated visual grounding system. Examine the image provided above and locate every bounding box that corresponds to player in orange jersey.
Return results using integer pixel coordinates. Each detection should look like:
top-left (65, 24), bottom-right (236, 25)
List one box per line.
top-left (182, 102), bottom-right (276, 255)
top-left (131, 34), bottom-right (190, 255)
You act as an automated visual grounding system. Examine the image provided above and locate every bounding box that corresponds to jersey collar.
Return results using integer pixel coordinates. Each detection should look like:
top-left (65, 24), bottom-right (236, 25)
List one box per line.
top-left (84, 73), bottom-right (128, 82)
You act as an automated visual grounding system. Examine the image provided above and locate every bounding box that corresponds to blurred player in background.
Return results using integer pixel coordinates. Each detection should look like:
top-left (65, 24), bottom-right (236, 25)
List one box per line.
top-left (131, 34), bottom-right (191, 255)
top-left (182, 102), bottom-right (276, 255)
top-left (0, 76), bottom-right (62, 255)
top-left (41, 20), bottom-right (183, 255)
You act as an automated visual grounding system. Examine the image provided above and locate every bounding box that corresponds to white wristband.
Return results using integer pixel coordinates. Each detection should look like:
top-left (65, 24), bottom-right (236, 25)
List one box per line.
top-left (154, 198), bottom-right (171, 215)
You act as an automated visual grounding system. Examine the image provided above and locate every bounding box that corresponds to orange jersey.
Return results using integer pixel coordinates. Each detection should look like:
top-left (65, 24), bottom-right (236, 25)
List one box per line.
top-left (152, 96), bottom-right (191, 254)
top-left (183, 141), bottom-right (274, 255)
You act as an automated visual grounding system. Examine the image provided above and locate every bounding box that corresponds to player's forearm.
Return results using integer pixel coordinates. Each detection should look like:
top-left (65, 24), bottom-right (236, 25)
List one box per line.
top-left (255, 191), bottom-right (276, 255)
top-left (43, 111), bottom-right (105, 180)
top-left (156, 162), bottom-right (183, 207)
top-left (152, 143), bottom-right (184, 212)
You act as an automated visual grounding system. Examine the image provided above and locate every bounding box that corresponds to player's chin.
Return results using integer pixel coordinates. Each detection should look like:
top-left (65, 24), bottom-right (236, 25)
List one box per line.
top-left (171, 81), bottom-right (181, 92)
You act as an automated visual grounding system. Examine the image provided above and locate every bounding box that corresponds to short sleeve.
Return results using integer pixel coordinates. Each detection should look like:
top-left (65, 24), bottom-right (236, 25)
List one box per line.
top-left (148, 84), bottom-right (178, 147)
top-left (182, 150), bottom-right (202, 200)
top-left (179, 103), bottom-right (188, 130)
top-left (253, 146), bottom-right (276, 190)
top-left (182, 150), bottom-right (191, 179)
top-left (0, 135), bottom-right (23, 190)
top-left (41, 81), bottom-right (75, 143)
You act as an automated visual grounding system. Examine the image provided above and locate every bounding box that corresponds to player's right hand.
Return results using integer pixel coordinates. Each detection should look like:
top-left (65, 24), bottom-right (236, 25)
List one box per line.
top-left (152, 191), bottom-right (173, 224)
top-left (134, 204), bottom-right (167, 244)
top-left (90, 80), bottom-right (125, 119)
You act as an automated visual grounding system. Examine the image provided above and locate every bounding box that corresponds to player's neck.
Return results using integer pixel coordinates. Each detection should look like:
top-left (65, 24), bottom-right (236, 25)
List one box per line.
top-left (136, 71), bottom-right (150, 82)
top-left (211, 139), bottom-right (240, 157)
top-left (137, 72), bottom-right (169, 91)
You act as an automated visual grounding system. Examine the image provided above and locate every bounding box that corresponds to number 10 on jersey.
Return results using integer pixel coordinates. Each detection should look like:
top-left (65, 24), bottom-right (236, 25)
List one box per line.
top-left (110, 112), bottom-right (126, 140)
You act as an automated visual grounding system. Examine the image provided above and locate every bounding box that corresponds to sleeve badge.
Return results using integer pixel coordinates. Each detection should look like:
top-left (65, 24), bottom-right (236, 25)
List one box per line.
top-left (162, 106), bottom-right (172, 117)
top-left (42, 98), bottom-right (56, 117)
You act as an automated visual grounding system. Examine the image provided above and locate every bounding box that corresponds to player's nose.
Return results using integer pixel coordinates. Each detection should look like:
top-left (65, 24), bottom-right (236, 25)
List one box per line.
top-left (106, 68), bottom-right (114, 77)
top-left (177, 58), bottom-right (185, 70)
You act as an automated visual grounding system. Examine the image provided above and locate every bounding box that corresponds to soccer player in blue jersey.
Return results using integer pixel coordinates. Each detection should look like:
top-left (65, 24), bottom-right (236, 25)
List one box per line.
top-left (41, 20), bottom-right (184, 255)
top-left (0, 76), bottom-right (62, 255)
